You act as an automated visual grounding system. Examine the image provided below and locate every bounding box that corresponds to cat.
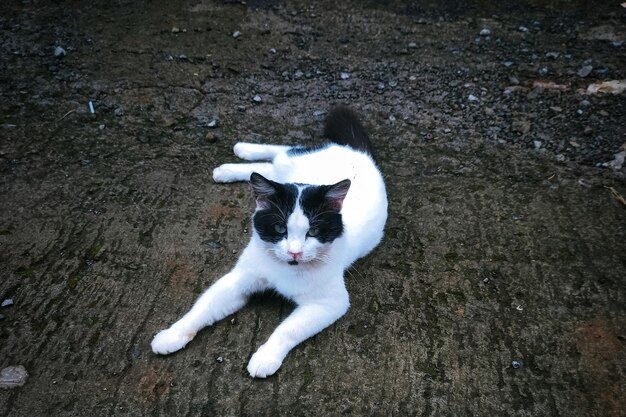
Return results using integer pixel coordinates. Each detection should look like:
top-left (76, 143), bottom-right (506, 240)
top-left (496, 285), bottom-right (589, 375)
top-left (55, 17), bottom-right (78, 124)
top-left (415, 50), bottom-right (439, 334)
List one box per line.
top-left (151, 105), bottom-right (388, 378)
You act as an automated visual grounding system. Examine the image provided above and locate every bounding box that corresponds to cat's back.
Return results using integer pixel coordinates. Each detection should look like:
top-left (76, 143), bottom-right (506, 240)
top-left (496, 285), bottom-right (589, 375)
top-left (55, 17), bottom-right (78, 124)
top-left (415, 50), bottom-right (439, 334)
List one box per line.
top-left (274, 106), bottom-right (388, 264)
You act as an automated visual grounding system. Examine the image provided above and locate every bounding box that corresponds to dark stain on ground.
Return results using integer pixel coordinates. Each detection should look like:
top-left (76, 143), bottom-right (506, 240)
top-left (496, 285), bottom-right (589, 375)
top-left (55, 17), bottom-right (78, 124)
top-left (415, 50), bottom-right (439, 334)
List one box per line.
top-left (573, 318), bottom-right (625, 417)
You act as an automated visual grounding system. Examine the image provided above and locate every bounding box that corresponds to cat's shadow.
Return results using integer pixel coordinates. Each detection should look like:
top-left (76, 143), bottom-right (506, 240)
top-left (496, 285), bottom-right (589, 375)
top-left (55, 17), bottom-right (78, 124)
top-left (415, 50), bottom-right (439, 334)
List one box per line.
top-left (246, 290), bottom-right (296, 318)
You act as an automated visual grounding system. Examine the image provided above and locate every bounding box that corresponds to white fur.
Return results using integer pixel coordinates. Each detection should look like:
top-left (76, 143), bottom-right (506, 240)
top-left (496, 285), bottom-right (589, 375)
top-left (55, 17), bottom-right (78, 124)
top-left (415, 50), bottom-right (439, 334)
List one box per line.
top-left (152, 142), bottom-right (388, 378)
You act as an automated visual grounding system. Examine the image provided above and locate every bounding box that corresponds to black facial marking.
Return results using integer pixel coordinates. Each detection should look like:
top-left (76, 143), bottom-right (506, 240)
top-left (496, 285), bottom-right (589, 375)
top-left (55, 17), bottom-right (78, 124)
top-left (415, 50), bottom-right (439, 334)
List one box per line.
top-left (250, 174), bottom-right (298, 243)
top-left (300, 182), bottom-right (349, 244)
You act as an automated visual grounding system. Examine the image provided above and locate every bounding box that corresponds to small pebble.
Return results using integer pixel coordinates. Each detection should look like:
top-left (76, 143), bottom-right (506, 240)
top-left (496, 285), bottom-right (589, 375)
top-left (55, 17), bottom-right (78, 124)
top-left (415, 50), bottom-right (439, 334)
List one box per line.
top-left (88, 101), bottom-right (95, 114)
top-left (545, 51), bottom-right (559, 59)
top-left (340, 72), bottom-right (350, 80)
top-left (556, 154), bottom-right (566, 162)
top-left (216, 356), bottom-right (224, 363)
top-left (508, 76), bottom-right (520, 85)
top-left (252, 95), bottom-right (262, 103)
top-left (202, 240), bottom-right (222, 249)
top-left (232, 31), bottom-right (241, 38)
top-left (207, 119), bottom-right (217, 128)
top-left (98, 124), bottom-right (105, 130)
top-left (1, 299), bottom-right (13, 307)
top-left (518, 26), bottom-right (529, 33)
top-left (479, 28), bottom-right (491, 36)
top-left (512, 214), bottom-right (524, 221)
top-left (612, 40), bottom-right (623, 48)
top-left (443, 128), bottom-right (451, 133)
top-left (533, 140), bottom-right (542, 149)
top-left (511, 360), bottom-right (521, 369)
top-left (312, 110), bottom-right (326, 117)
top-left (0, 366), bottom-right (28, 389)
top-left (269, 48), bottom-right (277, 54)
top-left (131, 346), bottom-right (141, 358)
top-left (577, 65), bottom-right (593, 78)
top-left (594, 67), bottom-right (609, 75)
top-left (376, 82), bottom-right (385, 90)
top-left (54, 46), bottom-right (66, 57)
top-left (538, 67), bottom-right (548, 76)
top-left (388, 80), bottom-right (398, 87)
top-left (468, 94), bottom-right (479, 102)
top-left (171, 27), bottom-right (180, 33)
top-left (407, 42), bottom-right (417, 49)
top-left (503, 61), bottom-right (514, 67)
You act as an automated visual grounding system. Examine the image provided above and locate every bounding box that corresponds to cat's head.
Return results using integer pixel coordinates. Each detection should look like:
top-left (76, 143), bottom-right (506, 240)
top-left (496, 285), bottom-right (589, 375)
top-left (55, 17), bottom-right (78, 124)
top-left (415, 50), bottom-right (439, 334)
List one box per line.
top-left (249, 172), bottom-right (350, 266)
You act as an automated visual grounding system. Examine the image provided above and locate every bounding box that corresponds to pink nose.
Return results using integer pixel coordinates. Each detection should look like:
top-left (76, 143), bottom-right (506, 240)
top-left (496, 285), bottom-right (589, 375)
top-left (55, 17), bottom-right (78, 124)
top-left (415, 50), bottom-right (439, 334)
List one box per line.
top-left (288, 251), bottom-right (303, 260)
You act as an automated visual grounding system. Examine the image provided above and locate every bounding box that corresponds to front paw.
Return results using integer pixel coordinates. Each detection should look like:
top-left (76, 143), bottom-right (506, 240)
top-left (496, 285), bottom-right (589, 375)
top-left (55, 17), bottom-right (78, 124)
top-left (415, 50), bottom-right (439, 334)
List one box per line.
top-left (212, 164), bottom-right (238, 183)
top-left (151, 327), bottom-right (195, 355)
top-left (233, 142), bottom-right (255, 160)
top-left (247, 346), bottom-right (284, 378)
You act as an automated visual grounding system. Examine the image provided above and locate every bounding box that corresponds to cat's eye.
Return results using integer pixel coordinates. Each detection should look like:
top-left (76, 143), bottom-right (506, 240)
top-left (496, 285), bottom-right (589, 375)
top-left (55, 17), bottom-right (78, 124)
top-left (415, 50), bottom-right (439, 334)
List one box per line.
top-left (274, 224), bottom-right (287, 234)
top-left (307, 227), bottom-right (320, 237)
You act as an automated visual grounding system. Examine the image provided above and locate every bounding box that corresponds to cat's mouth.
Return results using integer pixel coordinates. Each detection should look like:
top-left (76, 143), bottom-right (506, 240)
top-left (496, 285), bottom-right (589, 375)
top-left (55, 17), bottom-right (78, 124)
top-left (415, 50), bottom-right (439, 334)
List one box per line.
top-left (288, 260), bottom-right (299, 266)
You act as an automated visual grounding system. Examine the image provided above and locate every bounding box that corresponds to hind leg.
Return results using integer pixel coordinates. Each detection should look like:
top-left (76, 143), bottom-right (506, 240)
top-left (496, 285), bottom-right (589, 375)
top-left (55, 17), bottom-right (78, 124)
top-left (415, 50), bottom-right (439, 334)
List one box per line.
top-left (233, 142), bottom-right (291, 161)
top-left (213, 162), bottom-right (274, 183)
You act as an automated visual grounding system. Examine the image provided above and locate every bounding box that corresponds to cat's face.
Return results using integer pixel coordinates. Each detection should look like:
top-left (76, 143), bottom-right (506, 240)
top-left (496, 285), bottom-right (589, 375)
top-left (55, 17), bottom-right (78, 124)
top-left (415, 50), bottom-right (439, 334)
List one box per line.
top-left (249, 173), bottom-right (350, 266)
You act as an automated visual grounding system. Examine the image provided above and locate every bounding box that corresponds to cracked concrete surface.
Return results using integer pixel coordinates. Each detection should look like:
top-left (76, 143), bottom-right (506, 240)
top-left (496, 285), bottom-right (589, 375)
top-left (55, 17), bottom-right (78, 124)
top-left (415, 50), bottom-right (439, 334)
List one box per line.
top-left (1, 1), bottom-right (624, 416)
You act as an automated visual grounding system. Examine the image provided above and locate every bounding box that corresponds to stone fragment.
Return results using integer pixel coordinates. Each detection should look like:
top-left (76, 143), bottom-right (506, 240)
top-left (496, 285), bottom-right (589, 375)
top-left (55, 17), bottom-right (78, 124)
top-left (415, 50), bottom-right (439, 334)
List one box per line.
top-left (0, 366), bottom-right (28, 389)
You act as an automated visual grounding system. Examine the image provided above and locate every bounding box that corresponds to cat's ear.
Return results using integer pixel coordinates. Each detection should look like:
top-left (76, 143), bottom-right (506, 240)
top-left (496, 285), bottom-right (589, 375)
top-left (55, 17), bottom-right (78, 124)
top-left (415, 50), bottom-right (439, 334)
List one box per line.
top-left (249, 172), bottom-right (276, 209)
top-left (325, 179), bottom-right (351, 210)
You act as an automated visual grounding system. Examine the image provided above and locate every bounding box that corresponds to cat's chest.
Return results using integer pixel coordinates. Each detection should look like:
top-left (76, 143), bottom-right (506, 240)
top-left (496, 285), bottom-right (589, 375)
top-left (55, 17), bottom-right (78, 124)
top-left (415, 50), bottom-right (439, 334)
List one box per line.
top-left (262, 267), bottom-right (338, 302)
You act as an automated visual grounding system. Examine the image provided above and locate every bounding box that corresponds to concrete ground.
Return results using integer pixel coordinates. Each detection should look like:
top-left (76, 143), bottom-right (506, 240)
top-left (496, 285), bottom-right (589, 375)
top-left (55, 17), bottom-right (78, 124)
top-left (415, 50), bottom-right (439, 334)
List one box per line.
top-left (0, 0), bottom-right (624, 416)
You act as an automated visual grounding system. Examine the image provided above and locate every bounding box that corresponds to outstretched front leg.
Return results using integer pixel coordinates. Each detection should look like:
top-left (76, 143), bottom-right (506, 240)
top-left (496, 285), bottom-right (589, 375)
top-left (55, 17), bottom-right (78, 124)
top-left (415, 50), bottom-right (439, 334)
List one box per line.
top-left (247, 285), bottom-right (349, 378)
top-left (233, 142), bottom-right (291, 161)
top-left (151, 266), bottom-right (265, 354)
top-left (213, 162), bottom-right (274, 183)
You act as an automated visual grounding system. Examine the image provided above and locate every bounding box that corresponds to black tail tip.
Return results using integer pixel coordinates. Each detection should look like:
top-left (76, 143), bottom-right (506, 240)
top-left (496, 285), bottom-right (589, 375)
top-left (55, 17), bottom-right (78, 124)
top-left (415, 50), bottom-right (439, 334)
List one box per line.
top-left (323, 105), bottom-right (374, 156)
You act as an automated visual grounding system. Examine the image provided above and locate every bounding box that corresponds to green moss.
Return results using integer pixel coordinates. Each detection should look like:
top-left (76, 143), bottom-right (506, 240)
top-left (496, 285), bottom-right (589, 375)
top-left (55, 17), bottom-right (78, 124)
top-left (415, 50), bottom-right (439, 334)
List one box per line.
top-left (444, 251), bottom-right (459, 261)
top-left (302, 371), bottom-right (313, 387)
top-left (415, 362), bottom-right (439, 378)
top-left (87, 242), bottom-right (103, 259)
top-left (88, 331), bottom-right (100, 346)
top-left (15, 266), bottom-right (37, 278)
top-left (447, 289), bottom-right (467, 303)
top-left (67, 273), bottom-right (81, 289)
top-left (490, 253), bottom-right (508, 262)
top-left (468, 183), bottom-right (486, 192)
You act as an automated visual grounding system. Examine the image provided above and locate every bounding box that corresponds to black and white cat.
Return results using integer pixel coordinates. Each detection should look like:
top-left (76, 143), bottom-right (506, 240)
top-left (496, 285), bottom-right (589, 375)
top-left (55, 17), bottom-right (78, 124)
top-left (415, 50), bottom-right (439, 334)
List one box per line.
top-left (151, 106), bottom-right (388, 378)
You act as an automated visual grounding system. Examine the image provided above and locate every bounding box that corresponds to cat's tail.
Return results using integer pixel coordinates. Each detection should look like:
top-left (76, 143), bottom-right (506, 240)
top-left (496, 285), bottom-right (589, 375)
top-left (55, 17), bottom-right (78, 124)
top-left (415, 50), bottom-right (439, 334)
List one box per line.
top-left (323, 105), bottom-right (374, 158)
